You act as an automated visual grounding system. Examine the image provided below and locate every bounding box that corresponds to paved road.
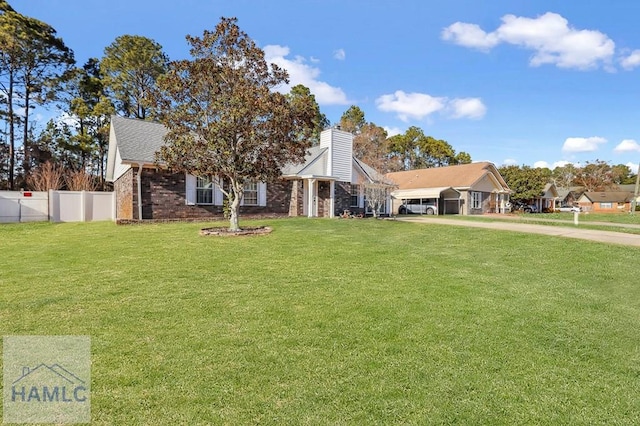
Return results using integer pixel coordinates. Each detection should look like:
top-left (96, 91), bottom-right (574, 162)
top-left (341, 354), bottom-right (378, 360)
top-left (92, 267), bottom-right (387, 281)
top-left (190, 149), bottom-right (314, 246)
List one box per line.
top-left (397, 216), bottom-right (640, 247)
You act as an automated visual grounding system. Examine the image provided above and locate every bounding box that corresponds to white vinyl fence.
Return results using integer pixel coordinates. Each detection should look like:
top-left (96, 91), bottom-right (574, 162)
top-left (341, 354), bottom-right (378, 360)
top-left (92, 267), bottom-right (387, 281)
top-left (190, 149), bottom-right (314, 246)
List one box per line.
top-left (0, 190), bottom-right (115, 223)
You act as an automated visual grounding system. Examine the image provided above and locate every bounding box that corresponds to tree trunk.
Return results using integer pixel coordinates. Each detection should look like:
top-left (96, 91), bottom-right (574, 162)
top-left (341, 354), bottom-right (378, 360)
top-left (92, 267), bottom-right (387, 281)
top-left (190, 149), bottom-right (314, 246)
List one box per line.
top-left (22, 82), bottom-right (30, 177)
top-left (228, 180), bottom-right (243, 231)
top-left (8, 72), bottom-right (14, 190)
top-left (100, 150), bottom-right (105, 190)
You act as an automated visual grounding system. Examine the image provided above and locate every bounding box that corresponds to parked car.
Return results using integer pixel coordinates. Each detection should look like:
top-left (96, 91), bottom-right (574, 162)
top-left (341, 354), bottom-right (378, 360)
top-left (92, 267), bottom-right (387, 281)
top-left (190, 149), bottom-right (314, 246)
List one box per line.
top-left (398, 199), bottom-right (437, 215)
top-left (556, 206), bottom-right (581, 212)
top-left (512, 202), bottom-right (538, 213)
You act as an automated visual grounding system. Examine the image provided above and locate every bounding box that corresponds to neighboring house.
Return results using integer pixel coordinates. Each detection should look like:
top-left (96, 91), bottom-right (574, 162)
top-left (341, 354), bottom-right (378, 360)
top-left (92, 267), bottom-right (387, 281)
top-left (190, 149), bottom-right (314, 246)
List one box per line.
top-left (578, 191), bottom-right (633, 213)
top-left (617, 184), bottom-right (640, 208)
top-left (555, 186), bottom-right (584, 209)
top-left (530, 183), bottom-right (559, 212)
top-left (386, 162), bottom-right (511, 215)
top-left (106, 116), bottom-right (388, 220)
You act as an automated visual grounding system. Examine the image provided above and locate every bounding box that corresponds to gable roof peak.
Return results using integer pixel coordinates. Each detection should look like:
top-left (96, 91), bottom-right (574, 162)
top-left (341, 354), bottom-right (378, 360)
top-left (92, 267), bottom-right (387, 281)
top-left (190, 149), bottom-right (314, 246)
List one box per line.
top-left (386, 162), bottom-right (507, 190)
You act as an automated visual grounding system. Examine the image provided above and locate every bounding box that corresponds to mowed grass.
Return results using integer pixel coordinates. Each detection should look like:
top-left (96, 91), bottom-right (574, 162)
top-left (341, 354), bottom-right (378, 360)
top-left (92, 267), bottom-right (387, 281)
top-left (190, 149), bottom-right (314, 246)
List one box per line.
top-left (1, 218), bottom-right (639, 424)
top-left (437, 212), bottom-right (640, 235)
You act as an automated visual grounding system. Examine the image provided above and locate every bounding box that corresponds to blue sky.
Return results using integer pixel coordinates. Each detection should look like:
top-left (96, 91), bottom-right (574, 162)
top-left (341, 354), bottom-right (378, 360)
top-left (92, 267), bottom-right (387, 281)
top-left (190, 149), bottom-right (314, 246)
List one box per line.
top-left (12, 0), bottom-right (640, 171)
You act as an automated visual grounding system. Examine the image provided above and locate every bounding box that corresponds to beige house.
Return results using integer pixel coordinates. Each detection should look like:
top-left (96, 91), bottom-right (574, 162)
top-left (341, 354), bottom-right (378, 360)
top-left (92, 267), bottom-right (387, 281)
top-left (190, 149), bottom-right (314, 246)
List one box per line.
top-left (531, 183), bottom-right (559, 212)
top-left (386, 162), bottom-right (511, 215)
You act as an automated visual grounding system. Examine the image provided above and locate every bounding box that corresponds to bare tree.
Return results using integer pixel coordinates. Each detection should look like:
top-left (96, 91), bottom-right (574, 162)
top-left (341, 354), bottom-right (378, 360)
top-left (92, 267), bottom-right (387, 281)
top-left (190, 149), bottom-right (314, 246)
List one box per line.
top-left (363, 182), bottom-right (395, 218)
top-left (65, 169), bottom-right (97, 191)
top-left (26, 161), bottom-right (63, 190)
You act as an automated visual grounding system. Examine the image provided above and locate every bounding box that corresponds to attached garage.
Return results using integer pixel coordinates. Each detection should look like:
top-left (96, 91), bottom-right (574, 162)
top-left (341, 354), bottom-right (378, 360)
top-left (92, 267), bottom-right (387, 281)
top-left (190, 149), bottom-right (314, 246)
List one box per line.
top-left (387, 163), bottom-right (511, 216)
top-left (391, 186), bottom-right (461, 215)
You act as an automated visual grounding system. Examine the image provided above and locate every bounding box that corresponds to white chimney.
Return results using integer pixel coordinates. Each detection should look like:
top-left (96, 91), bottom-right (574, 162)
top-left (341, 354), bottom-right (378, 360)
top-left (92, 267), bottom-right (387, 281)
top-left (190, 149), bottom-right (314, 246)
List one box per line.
top-left (320, 128), bottom-right (353, 182)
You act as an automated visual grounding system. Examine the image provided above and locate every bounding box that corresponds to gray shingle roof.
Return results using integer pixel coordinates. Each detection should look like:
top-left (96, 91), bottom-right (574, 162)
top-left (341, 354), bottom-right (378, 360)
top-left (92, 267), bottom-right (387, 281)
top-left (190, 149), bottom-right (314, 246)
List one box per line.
top-left (281, 146), bottom-right (329, 176)
top-left (112, 115), bottom-right (167, 163)
top-left (353, 157), bottom-right (393, 184)
top-left (110, 117), bottom-right (384, 183)
top-left (583, 191), bottom-right (633, 203)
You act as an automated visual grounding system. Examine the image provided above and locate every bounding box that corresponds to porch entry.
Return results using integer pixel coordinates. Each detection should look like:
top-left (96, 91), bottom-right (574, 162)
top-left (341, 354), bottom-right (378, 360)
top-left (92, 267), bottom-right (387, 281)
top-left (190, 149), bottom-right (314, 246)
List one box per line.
top-left (302, 178), bottom-right (336, 218)
top-left (489, 192), bottom-right (510, 213)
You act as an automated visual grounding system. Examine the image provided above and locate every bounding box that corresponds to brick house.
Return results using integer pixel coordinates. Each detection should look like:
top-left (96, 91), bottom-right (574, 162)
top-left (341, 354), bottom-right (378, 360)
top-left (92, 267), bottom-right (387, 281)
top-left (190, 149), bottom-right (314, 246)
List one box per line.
top-left (105, 116), bottom-right (389, 220)
top-left (577, 191), bottom-right (633, 213)
top-left (386, 162), bottom-right (511, 215)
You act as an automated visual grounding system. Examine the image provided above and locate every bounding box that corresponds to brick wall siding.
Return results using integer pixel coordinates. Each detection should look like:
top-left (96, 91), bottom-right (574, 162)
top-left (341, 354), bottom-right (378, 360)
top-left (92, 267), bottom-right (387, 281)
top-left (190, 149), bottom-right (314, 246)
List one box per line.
top-left (114, 168), bottom-right (134, 220)
top-left (116, 168), bottom-right (297, 220)
top-left (114, 168), bottom-right (357, 220)
top-left (334, 181), bottom-right (356, 215)
top-left (289, 180), bottom-right (303, 216)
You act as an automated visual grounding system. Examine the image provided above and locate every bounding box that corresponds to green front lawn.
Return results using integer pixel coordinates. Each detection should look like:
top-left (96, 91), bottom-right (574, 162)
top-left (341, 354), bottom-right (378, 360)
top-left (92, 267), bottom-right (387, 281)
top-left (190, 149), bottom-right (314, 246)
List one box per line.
top-left (429, 212), bottom-right (640, 235)
top-left (1, 219), bottom-right (639, 424)
top-left (544, 211), bottom-right (640, 223)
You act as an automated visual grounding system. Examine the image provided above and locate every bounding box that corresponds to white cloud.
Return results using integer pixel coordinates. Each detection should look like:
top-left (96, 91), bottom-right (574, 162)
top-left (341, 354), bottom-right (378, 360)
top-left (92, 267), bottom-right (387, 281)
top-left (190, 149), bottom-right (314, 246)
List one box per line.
top-left (552, 160), bottom-right (572, 168)
top-left (383, 126), bottom-right (403, 137)
top-left (264, 44), bottom-right (289, 58)
top-left (375, 90), bottom-right (486, 122)
top-left (614, 139), bottom-right (640, 153)
top-left (264, 44), bottom-right (349, 105)
top-left (333, 48), bottom-right (346, 60)
top-left (620, 50), bottom-right (640, 70)
top-left (55, 112), bottom-right (77, 127)
top-left (562, 136), bottom-right (607, 152)
top-left (626, 162), bottom-right (639, 174)
top-left (441, 22), bottom-right (499, 51)
top-left (502, 158), bottom-right (519, 166)
top-left (442, 12), bottom-right (616, 70)
top-left (448, 97), bottom-right (487, 119)
top-left (375, 91), bottom-right (446, 122)
top-left (534, 161), bottom-right (550, 168)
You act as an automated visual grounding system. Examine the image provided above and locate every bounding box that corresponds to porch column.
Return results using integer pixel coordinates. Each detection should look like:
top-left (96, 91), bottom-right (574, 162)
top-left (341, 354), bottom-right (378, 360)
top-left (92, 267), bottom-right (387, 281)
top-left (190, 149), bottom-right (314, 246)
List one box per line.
top-left (307, 178), bottom-right (316, 217)
top-left (329, 181), bottom-right (335, 218)
top-left (137, 163), bottom-right (144, 220)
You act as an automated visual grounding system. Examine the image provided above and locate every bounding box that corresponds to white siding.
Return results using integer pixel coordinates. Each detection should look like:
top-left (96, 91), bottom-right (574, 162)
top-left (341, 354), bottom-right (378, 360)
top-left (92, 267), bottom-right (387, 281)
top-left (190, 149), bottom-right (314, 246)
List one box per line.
top-left (320, 128), bottom-right (352, 182)
top-left (258, 182), bottom-right (267, 206)
top-left (113, 147), bottom-right (131, 182)
top-left (213, 178), bottom-right (224, 206)
top-left (185, 174), bottom-right (196, 205)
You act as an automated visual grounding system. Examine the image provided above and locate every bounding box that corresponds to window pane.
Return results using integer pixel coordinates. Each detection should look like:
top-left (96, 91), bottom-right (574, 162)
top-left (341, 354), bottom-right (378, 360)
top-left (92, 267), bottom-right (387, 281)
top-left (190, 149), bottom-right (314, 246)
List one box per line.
top-left (197, 189), bottom-right (212, 204)
top-left (350, 184), bottom-right (359, 207)
top-left (196, 177), bottom-right (213, 204)
top-left (244, 192), bottom-right (257, 205)
top-left (244, 181), bottom-right (258, 205)
top-left (472, 192), bottom-right (482, 209)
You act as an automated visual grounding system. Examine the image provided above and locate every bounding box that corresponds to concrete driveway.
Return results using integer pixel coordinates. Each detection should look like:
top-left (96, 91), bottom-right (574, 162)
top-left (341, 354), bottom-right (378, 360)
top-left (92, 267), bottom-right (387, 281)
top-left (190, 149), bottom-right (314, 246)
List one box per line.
top-left (397, 216), bottom-right (640, 247)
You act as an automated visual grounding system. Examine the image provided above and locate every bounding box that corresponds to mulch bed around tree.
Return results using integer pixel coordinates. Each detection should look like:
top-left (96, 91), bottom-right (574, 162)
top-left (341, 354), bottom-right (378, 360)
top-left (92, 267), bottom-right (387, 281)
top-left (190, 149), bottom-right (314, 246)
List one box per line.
top-left (199, 226), bottom-right (273, 237)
